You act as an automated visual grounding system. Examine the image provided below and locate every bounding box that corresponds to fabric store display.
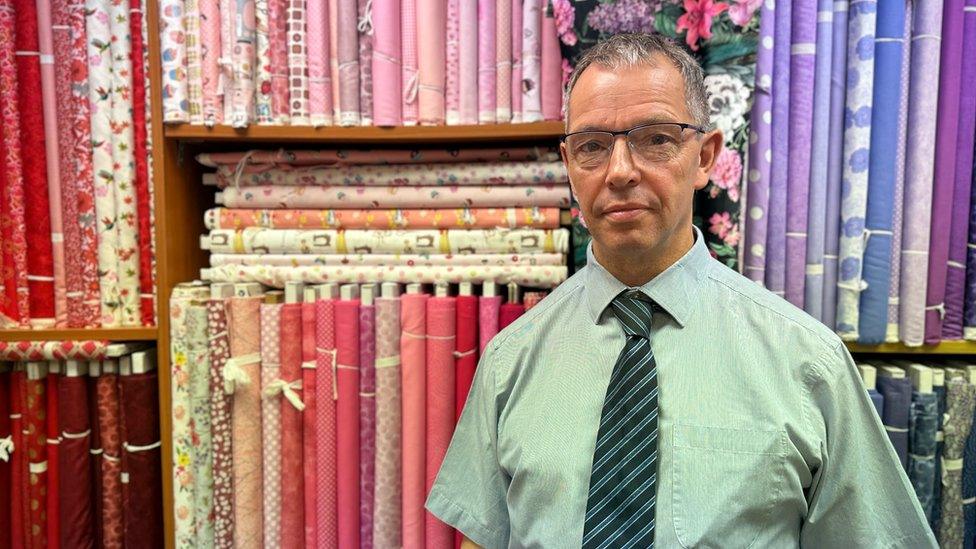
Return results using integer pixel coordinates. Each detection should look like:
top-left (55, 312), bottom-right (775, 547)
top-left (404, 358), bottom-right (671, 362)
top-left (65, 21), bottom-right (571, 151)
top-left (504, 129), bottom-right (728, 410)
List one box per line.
top-left (0, 369), bottom-right (9, 546)
top-left (58, 371), bottom-right (95, 547)
top-left (457, 0), bottom-right (477, 125)
top-left (417, 0), bottom-right (447, 125)
top-left (204, 207), bottom-right (563, 230)
top-left (445, 0), bottom-right (460, 125)
top-left (477, 0), bottom-right (496, 124)
top-left (763, 0), bottom-right (791, 298)
top-left (479, 294), bottom-right (501, 354)
top-left (358, 0), bottom-right (373, 125)
top-left (0, 340), bottom-right (112, 361)
top-left (97, 369), bottom-right (125, 548)
top-left (401, 0), bottom-right (418, 125)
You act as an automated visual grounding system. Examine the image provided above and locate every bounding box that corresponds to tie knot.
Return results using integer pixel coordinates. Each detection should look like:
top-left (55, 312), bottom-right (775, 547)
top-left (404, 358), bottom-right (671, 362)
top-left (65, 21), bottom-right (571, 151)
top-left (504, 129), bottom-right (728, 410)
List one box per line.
top-left (609, 290), bottom-right (654, 339)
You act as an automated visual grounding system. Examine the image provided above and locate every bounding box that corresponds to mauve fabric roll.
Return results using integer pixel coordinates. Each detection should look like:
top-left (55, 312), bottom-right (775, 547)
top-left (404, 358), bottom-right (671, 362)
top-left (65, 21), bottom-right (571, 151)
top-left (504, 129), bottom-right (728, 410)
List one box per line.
top-left (268, 0), bottom-right (289, 123)
top-left (374, 296), bottom-right (402, 548)
top-left (95, 372), bottom-right (123, 549)
top-left (496, 0), bottom-right (512, 122)
top-left (400, 292), bottom-right (428, 549)
top-left (308, 0), bottom-right (332, 126)
top-left (337, 0), bottom-right (361, 126)
top-left (479, 295), bottom-right (502, 354)
top-left (925, 0), bottom-right (966, 343)
top-left (900, 0), bottom-right (943, 345)
top-left (119, 370), bottom-right (163, 549)
top-left (478, 0), bottom-right (496, 123)
top-left (539, 10), bottom-right (561, 121)
top-left (499, 302), bottom-right (525, 329)
top-left (336, 298), bottom-right (361, 548)
top-left (372, 0), bottom-right (402, 126)
top-left (521, 0), bottom-right (542, 122)
top-left (511, 0), bottom-right (523, 123)
top-left (426, 296), bottom-right (456, 549)
top-left (964, 0), bottom-right (976, 340)
top-left (446, 0), bottom-right (460, 124)
top-left (0, 372), bottom-right (10, 547)
top-left (58, 375), bottom-right (95, 548)
top-left (279, 302), bottom-right (305, 549)
top-left (943, 0), bottom-right (976, 340)
top-left (357, 0), bottom-right (373, 126)
top-left (458, 0), bottom-right (478, 124)
top-left (401, 0), bottom-right (419, 125)
top-left (878, 374), bottom-right (912, 469)
top-left (456, 294), bottom-right (478, 418)
top-left (764, 0), bottom-right (792, 297)
top-left (314, 298), bottom-right (338, 548)
top-left (260, 303), bottom-right (283, 547)
top-left (302, 300), bottom-right (318, 549)
top-left (417, 0), bottom-right (446, 124)
top-left (360, 301), bottom-right (377, 547)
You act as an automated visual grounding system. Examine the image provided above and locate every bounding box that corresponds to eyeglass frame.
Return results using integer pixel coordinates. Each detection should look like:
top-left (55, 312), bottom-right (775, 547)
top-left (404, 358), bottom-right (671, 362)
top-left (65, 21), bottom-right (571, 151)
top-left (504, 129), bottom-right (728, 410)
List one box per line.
top-left (560, 122), bottom-right (709, 166)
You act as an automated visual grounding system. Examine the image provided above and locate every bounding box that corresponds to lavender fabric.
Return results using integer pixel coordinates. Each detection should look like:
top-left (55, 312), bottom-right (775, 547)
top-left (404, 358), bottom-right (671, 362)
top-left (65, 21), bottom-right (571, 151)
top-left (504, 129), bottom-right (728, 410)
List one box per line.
top-left (764, 0), bottom-right (793, 297)
top-left (965, 1), bottom-right (976, 340)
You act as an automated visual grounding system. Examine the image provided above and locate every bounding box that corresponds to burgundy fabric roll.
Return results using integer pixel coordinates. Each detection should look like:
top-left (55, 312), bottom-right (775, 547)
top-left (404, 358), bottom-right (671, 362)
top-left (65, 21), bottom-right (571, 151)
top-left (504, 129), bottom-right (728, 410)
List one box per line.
top-left (499, 302), bottom-right (525, 329)
top-left (87, 376), bottom-right (104, 548)
top-left (58, 375), bottom-right (95, 549)
top-left (46, 373), bottom-right (60, 548)
top-left (95, 373), bottom-right (123, 549)
top-left (10, 372), bottom-right (24, 549)
top-left (119, 371), bottom-right (163, 548)
top-left (280, 303), bottom-right (305, 549)
top-left (0, 371), bottom-right (10, 548)
top-left (455, 295), bottom-right (478, 419)
top-left (426, 296), bottom-right (456, 549)
top-left (335, 298), bottom-right (361, 549)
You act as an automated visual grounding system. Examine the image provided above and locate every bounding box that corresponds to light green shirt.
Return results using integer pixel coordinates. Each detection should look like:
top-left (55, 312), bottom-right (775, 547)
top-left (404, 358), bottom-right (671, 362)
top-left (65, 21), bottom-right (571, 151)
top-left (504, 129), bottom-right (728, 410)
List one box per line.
top-left (426, 226), bottom-right (936, 548)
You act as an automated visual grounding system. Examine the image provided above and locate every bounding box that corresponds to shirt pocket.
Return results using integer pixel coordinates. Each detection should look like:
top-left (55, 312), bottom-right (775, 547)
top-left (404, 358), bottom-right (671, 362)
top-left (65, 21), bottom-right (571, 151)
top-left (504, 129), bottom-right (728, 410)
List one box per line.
top-left (671, 423), bottom-right (787, 549)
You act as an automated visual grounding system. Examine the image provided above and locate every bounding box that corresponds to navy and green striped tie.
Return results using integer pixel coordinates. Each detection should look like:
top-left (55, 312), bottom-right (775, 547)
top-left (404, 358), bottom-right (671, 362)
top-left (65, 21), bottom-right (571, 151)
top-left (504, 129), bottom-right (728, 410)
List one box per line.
top-left (582, 289), bottom-right (659, 549)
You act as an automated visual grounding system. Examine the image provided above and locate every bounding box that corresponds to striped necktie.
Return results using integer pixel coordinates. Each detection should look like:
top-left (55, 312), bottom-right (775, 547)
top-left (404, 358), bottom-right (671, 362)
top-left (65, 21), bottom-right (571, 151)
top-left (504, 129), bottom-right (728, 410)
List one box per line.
top-left (582, 289), bottom-right (658, 548)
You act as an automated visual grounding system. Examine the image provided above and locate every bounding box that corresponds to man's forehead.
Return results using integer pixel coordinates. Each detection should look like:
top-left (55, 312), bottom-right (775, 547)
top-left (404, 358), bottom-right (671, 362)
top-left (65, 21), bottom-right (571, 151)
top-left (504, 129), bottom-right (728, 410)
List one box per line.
top-left (566, 61), bottom-right (689, 131)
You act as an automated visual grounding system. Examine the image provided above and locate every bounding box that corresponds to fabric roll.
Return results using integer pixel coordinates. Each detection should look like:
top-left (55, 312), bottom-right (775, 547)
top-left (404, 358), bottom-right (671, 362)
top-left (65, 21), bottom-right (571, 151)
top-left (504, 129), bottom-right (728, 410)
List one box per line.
top-left (944, 0), bottom-right (976, 340)
top-left (764, 0), bottom-right (791, 297)
top-left (869, 388), bottom-right (884, 417)
top-left (834, 0), bottom-right (876, 340)
top-left (900, 0), bottom-right (944, 346)
top-left (909, 390), bottom-right (938, 522)
top-left (268, 0), bottom-right (289, 123)
top-left (119, 371), bottom-right (163, 548)
top-left (159, 0), bottom-right (189, 120)
top-left (204, 264), bottom-right (568, 288)
top-left (330, 0), bottom-right (339, 121)
top-left (307, 0), bottom-right (332, 126)
top-left (925, 0), bottom-right (966, 343)
top-left (228, 297), bottom-right (264, 548)
top-left (885, 11), bottom-right (912, 343)
top-left (967, 0), bottom-right (976, 340)
top-left (184, 0), bottom-right (205, 122)
top-left (210, 253), bottom-right (566, 269)
top-left (22, 373), bottom-right (47, 549)
top-left (446, 0), bottom-right (460, 124)
top-left (255, 0), bottom-right (273, 122)
top-left (200, 0), bottom-right (222, 125)
top-left (287, 0), bottom-right (309, 124)
top-left (360, 301), bottom-right (377, 547)
top-left (0, 341), bottom-right (115, 361)
top-left (499, 301), bottom-right (524, 328)
top-left (58, 375), bottom-right (95, 548)
top-left (478, 295), bottom-right (501, 354)
top-left (802, 0), bottom-right (835, 321)
top-left (934, 382), bottom-right (948, 530)
top-left (16, 0), bottom-right (56, 325)
top-left (521, 0), bottom-right (542, 122)
top-left (198, 146), bottom-right (559, 167)
top-left (857, 0), bottom-right (906, 344)
top-left (301, 300), bottom-right (318, 549)
top-left (337, 0), bottom-right (361, 126)
top-left (87, 375), bottom-right (103, 548)
top-left (279, 302), bottom-right (304, 549)
top-left (539, 8), bottom-right (561, 121)
top-left (374, 296), bottom-right (402, 548)
top-left (477, 0), bottom-right (496, 123)
top-left (458, 0), bottom-right (478, 124)
top-left (742, 0), bottom-right (774, 285)
top-left (401, 292), bottom-right (428, 549)
top-left (964, 398), bottom-right (976, 546)
top-left (315, 298), bottom-right (338, 548)
top-left (0, 372), bottom-right (8, 546)
top-left (207, 298), bottom-right (234, 546)
top-left (426, 296), bottom-right (456, 548)
top-left (417, 0), bottom-right (446, 124)
top-left (205, 207), bottom-right (563, 230)
top-left (218, 184), bottom-right (572, 209)
top-left (335, 298), bottom-right (361, 548)
top-left (229, 0), bottom-right (257, 127)
top-left (95, 372), bottom-right (122, 549)
top-left (496, 0), bottom-right (512, 122)
top-left (358, 0), bottom-right (373, 125)
top-left (510, 0), bottom-right (522, 123)
top-left (186, 302), bottom-right (215, 547)
top-left (372, 0), bottom-right (401, 126)
top-left (10, 372), bottom-right (24, 549)
top-left (131, 0), bottom-right (155, 327)
top-left (456, 294), bottom-right (478, 418)
top-left (877, 374), bottom-right (911, 469)
top-left (260, 302), bottom-right (283, 548)
top-left (822, 0), bottom-right (850, 329)
top-left (938, 378), bottom-right (975, 546)
top-left (219, 0), bottom-right (233, 121)
top-left (401, 0), bottom-right (418, 125)
top-left (46, 372), bottom-right (60, 547)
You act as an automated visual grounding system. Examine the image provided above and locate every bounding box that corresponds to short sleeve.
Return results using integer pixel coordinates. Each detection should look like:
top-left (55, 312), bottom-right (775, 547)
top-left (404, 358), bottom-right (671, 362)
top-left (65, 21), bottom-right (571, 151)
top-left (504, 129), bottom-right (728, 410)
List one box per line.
top-left (425, 342), bottom-right (510, 549)
top-left (800, 342), bottom-right (938, 548)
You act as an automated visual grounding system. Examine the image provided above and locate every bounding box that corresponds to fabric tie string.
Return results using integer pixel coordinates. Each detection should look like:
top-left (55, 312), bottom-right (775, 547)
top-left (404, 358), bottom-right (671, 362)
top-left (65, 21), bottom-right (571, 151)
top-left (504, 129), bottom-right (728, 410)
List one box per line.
top-left (264, 378), bottom-right (306, 410)
top-left (453, 349), bottom-right (476, 358)
top-left (404, 70), bottom-right (420, 103)
top-left (124, 440), bottom-right (162, 452)
top-left (29, 460), bottom-right (48, 474)
top-left (223, 352), bottom-right (260, 394)
top-left (0, 436), bottom-right (13, 461)
top-left (374, 355), bottom-right (401, 368)
top-left (62, 429), bottom-right (90, 440)
top-left (357, 0), bottom-right (373, 33)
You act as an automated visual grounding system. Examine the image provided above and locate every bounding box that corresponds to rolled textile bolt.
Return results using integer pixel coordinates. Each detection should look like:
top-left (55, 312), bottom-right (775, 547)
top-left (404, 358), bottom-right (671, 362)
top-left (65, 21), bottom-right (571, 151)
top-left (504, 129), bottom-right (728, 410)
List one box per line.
top-left (316, 283), bottom-right (339, 300)
top-left (63, 360), bottom-right (87, 377)
top-left (340, 284), bottom-right (360, 300)
top-left (483, 281), bottom-right (496, 297)
top-left (435, 282), bottom-right (449, 297)
top-left (381, 282), bottom-right (400, 298)
top-left (459, 282), bottom-right (473, 296)
top-left (211, 283), bottom-right (234, 299)
top-left (304, 286), bottom-right (320, 303)
top-left (508, 282), bottom-right (520, 304)
top-left (406, 283), bottom-right (423, 295)
top-left (285, 281), bottom-right (306, 303)
top-left (361, 284), bottom-right (377, 306)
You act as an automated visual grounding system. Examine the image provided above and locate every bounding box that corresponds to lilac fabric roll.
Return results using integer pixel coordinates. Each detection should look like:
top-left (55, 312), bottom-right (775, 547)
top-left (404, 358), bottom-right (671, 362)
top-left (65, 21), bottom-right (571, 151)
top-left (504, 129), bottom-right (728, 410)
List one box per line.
top-left (925, 0), bottom-right (966, 343)
top-left (359, 302), bottom-right (376, 547)
top-left (511, 0), bottom-right (523, 123)
top-left (401, 0), bottom-right (419, 125)
top-left (743, 0), bottom-right (775, 284)
top-left (371, 0), bottom-right (401, 126)
top-left (337, 0), bottom-right (361, 126)
top-left (943, 0), bottom-right (976, 340)
top-left (521, 0), bottom-right (542, 122)
top-left (446, 0), bottom-right (460, 124)
top-left (821, 0), bottom-right (850, 329)
top-left (358, 0), bottom-right (374, 126)
top-left (417, 0), bottom-right (446, 125)
top-left (764, 0), bottom-right (792, 297)
top-left (964, 1), bottom-right (976, 340)
top-left (900, 0), bottom-right (944, 346)
top-left (458, 0), bottom-right (478, 124)
top-left (478, 0), bottom-right (496, 124)
top-left (540, 11), bottom-right (562, 121)
top-left (308, 0), bottom-right (332, 126)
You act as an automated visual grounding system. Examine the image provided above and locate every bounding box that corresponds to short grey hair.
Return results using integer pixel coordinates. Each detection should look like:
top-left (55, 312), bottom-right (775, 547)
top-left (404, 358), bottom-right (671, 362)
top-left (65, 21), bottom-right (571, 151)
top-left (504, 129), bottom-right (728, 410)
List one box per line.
top-left (565, 33), bottom-right (710, 130)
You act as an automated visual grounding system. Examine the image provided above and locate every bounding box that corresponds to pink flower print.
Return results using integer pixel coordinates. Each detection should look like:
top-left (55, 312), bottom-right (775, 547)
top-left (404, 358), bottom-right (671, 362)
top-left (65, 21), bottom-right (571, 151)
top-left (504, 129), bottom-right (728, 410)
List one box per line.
top-left (552, 0), bottom-right (578, 46)
top-left (728, 0), bottom-right (762, 26)
top-left (709, 148), bottom-right (742, 202)
top-left (562, 59), bottom-right (574, 88)
top-left (676, 0), bottom-right (729, 50)
top-left (708, 212), bottom-right (734, 240)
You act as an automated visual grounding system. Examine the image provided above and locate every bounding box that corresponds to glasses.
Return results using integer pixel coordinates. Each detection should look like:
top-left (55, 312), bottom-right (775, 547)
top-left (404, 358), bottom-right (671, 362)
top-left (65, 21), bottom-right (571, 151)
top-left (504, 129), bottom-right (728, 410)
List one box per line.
top-left (561, 122), bottom-right (706, 169)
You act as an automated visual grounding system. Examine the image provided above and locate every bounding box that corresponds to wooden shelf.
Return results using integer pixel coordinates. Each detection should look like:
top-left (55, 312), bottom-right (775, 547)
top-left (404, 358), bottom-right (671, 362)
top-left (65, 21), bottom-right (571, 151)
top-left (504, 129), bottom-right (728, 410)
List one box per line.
top-left (164, 121), bottom-right (566, 143)
top-left (0, 327), bottom-right (159, 342)
top-left (845, 340), bottom-right (976, 355)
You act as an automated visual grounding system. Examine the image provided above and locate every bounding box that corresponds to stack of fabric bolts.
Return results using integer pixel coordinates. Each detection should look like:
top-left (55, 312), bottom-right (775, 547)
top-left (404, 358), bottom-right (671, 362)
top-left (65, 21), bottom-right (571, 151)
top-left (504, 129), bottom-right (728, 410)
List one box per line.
top-left (158, 0), bottom-right (565, 127)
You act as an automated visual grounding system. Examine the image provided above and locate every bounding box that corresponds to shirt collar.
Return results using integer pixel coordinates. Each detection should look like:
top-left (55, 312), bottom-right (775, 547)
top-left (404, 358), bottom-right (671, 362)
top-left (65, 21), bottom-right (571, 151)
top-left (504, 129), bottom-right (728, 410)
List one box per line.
top-left (584, 225), bottom-right (712, 328)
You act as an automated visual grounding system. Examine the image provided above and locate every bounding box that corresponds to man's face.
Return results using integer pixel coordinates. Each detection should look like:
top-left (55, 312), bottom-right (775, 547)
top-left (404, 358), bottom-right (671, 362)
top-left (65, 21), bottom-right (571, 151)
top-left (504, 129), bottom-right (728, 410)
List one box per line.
top-left (560, 59), bottom-right (721, 260)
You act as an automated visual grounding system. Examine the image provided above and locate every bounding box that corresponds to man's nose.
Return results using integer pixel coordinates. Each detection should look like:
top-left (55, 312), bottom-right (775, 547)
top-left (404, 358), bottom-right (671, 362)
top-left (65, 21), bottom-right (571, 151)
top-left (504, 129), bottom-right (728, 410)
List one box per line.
top-left (606, 135), bottom-right (639, 188)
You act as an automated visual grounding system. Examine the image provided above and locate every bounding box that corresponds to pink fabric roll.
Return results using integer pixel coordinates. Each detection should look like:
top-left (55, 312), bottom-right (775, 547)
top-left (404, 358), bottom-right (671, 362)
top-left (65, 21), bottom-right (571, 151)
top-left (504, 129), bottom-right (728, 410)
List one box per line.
top-left (426, 296), bottom-right (456, 548)
top-left (337, 0), bottom-right (361, 125)
top-left (401, 0), bottom-right (418, 125)
top-left (521, 0), bottom-right (542, 122)
top-left (200, 0), bottom-right (223, 125)
top-left (279, 303), bottom-right (304, 549)
top-left (400, 292), bottom-right (428, 549)
top-left (228, 296), bottom-right (264, 548)
top-left (302, 301), bottom-right (318, 549)
top-left (478, 295), bottom-right (501, 355)
top-left (307, 0), bottom-right (332, 126)
top-left (287, 0), bottom-right (310, 125)
top-left (315, 298), bottom-right (338, 548)
top-left (357, 0), bottom-right (373, 125)
top-left (335, 298), bottom-right (361, 548)
top-left (260, 302), bottom-right (283, 547)
top-left (456, 294), bottom-right (478, 418)
top-left (329, 0), bottom-right (340, 121)
top-left (445, 0), bottom-right (460, 124)
top-left (220, 0), bottom-right (235, 121)
top-left (458, 0), bottom-right (478, 124)
top-left (477, 0), bottom-right (496, 123)
top-left (511, 0), bottom-right (522, 123)
top-left (360, 301), bottom-right (377, 547)
top-left (374, 296), bottom-right (402, 547)
top-left (417, 0), bottom-right (446, 125)
top-left (540, 9), bottom-right (562, 121)
top-left (268, 0), bottom-right (290, 123)
top-left (496, 0), bottom-right (512, 122)
top-left (371, 0), bottom-right (401, 126)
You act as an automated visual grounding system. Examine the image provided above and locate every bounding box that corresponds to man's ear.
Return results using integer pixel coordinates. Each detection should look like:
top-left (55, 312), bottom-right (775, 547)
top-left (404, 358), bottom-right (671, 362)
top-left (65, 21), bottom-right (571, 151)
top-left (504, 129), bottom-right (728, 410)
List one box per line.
top-left (694, 130), bottom-right (724, 191)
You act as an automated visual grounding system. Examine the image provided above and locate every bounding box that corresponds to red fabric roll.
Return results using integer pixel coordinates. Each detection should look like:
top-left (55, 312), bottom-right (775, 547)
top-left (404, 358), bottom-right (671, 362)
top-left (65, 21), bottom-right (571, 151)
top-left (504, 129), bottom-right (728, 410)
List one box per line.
top-left (400, 293), bottom-right (427, 549)
top-left (455, 295), bottom-right (478, 420)
top-left (58, 375), bottom-right (94, 549)
top-left (129, 0), bottom-right (154, 326)
top-left (302, 301), bottom-right (318, 549)
top-left (426, 296), bottom-right (456, 549)
top-left (87, 376), bottom-right (103, 548)
top-left (335, 298), bottom-right (361, 549)
top-left (119, 371), bottom-right (163, 548)
top-left (23, 374), bottom-right (48, 549)
top-left (46, 373), bottom-right (60, 549)
top-left (14, 0), bottom-right (55, 323)
top-left (0, 371), bottom-right (11, 549)
top-left (280, 303), bottom-right (305, 549)
top-left (499, 302), bottom-right (525, 329)
top-left (10, 371), bottom-right (25, 549)
top-left (96, 373), bottom-right (123, 549)
top-left (315, 299), bottom-right (339, 548)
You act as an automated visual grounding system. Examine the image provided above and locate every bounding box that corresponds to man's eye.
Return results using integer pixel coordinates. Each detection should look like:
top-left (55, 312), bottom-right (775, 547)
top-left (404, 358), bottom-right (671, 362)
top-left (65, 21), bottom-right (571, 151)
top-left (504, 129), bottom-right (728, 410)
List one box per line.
top-left (578, 141), bottom-right (606, 153)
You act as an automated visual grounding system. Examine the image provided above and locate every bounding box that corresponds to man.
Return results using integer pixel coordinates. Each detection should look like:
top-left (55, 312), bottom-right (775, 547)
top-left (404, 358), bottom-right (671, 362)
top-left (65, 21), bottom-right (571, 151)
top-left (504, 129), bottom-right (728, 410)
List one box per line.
top-left (426, 33), bottom-right (936, 548)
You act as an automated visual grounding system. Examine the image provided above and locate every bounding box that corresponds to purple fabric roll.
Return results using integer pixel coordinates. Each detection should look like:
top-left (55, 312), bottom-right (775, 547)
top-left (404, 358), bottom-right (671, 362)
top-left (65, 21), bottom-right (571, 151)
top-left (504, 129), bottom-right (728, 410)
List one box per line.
top-left (943, 0), bottom-right (976, 340)
top-left (765, 0), bottom-right (793, 297)
top-left (925, 0), bottom-right (966, 343)
top-left (359, 302), bottom-right (376, 546)
top-left (964, 0), bottom-right (976, 340)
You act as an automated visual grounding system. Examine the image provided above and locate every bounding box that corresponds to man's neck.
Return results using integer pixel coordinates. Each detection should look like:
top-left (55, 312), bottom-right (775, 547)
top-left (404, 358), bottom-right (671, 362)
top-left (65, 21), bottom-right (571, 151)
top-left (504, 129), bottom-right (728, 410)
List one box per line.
top-left (592, 229), bottom-right (695, 287)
